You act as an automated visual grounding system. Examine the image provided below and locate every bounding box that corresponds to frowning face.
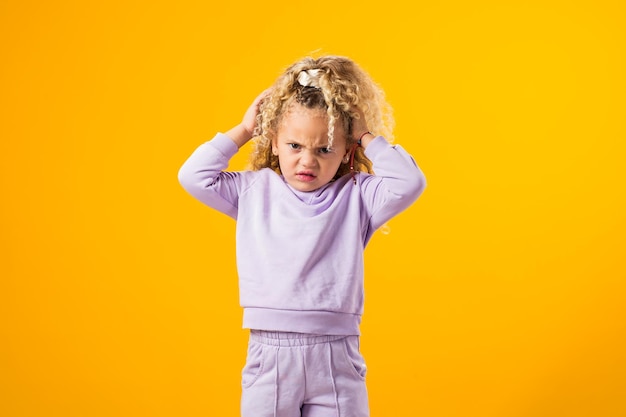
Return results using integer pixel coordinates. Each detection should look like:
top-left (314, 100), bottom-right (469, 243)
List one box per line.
top-left (272, 103), bottom-right (348, 192)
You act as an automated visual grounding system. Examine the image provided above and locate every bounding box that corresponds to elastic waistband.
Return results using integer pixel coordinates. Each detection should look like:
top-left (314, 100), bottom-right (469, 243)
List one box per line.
top-left (250, 330), bottom-right (347, 347)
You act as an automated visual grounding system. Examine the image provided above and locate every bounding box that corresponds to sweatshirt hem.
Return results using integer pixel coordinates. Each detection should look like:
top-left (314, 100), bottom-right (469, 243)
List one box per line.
top-left (242, 307), bottom-right (361, 336)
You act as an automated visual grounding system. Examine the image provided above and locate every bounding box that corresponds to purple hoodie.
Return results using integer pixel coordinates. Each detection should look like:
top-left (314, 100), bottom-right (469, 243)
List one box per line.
top-left (178, 133), bottom-right (426, 335)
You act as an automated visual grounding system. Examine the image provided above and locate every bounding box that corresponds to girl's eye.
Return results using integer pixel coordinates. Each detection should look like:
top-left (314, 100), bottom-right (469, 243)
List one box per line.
top-left (288, 143), bottom-right (300, 150)
top-left (319, 147), bottom-right (332, 154)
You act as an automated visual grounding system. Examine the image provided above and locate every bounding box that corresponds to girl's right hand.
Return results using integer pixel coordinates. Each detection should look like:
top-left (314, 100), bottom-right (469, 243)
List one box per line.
top-left (241, 89), bottom-right (272, 138)
top-left (226, 89), bottom-right (272, 148)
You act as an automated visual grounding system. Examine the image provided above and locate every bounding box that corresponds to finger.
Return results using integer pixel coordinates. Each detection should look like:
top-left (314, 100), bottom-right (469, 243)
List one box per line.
top-left (255, 88), bottom-right (273, 105)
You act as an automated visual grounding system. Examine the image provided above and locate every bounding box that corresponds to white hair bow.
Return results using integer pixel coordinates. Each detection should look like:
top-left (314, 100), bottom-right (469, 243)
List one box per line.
top-left (297, 69), bottom-right (322, 88)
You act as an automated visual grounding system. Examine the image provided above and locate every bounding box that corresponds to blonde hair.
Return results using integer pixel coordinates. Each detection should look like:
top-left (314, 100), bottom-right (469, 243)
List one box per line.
top-left (249, 55), bottom-right (394, 178)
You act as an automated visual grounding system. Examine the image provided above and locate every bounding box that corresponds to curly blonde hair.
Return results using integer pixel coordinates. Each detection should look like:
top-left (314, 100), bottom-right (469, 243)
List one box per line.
top-left (249, 55), bottom-right (394, 179)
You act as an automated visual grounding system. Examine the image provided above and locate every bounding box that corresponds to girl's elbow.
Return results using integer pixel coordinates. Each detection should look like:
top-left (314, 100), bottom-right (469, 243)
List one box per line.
top-left (178, 164), bottom-right (200, 194)
top-left (406, 170), bottom-right (426, 201)
top-left (415, 172), bottom-right (427, 196)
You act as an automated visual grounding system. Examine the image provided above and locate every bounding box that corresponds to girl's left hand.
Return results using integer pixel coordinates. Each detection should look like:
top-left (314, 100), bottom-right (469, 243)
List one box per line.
top-left (351, 106), bottom-right (374, 147)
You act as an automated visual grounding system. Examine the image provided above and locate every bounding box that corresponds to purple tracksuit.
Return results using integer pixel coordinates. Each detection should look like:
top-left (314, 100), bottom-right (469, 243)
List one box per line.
top-left (179, 133), bottom-right (425, 416)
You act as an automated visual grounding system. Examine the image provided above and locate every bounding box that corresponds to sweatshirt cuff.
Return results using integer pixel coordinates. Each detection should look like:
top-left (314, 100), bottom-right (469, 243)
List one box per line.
top-left (363, 135), bottom-right (389, 159)
top-left (209, 132), bottom-right (240, 159)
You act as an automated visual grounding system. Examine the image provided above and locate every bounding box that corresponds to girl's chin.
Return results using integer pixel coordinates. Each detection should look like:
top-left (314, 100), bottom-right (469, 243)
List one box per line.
top-left (287, 179), bottom-right (323, 192)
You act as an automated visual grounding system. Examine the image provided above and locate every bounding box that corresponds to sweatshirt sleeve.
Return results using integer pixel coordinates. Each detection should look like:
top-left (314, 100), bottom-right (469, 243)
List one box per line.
top-left (360, 136), bottom-right (427, 231)
top-left (177, 133), bottom-right (250, 219)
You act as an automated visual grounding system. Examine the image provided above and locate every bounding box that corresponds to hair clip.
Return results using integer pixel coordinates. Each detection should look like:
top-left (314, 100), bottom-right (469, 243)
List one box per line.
top-left (297, 69), bottom-right (322, 88)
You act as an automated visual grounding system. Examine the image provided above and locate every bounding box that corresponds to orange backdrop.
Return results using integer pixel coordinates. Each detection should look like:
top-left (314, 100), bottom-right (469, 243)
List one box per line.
top-left (2, 1), bottom-right (625, 416)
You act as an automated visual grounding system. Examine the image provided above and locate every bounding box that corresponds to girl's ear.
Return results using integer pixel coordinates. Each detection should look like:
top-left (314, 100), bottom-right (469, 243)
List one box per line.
top-left (271, 138), bottom-right (278, 156)
top-left (342, 147), bottom-right (350, 163)
top-left (344, 141), bottom-right (359, 165)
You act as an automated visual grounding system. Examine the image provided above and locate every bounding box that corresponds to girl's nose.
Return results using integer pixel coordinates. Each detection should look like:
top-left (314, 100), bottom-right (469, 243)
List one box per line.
top-left (300, 150), bottom-right (318, 167)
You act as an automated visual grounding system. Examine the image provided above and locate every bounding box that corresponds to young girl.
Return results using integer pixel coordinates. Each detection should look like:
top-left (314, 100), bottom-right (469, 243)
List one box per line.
top-left (178, 55), bottom-right (426, 417)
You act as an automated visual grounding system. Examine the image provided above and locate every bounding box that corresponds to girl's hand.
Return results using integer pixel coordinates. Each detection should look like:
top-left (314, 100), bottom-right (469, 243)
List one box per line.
top-left (352, 106), bottom-right (375, 148)
top-left (226, 89), bottom-right (272, 148)
top-left (241, 89), bottom-right (272, 137)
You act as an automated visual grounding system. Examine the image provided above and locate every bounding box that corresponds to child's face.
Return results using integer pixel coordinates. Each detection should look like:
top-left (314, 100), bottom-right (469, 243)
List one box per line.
top-left (272, 103), bottom-right (348, 192)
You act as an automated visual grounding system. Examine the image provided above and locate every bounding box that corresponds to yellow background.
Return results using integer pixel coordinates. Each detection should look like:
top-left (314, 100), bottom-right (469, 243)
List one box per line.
top-left (2, 0), bottom-right (625, 416)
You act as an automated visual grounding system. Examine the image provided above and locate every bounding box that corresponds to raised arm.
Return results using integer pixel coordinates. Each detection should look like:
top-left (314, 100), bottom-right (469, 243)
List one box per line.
top-left (352, 108), bottom-right (426, 231)
top-left (177, 90), bottom-right (270, 218)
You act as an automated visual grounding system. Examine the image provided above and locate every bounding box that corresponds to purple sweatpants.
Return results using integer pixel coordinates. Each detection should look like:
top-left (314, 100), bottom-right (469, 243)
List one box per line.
top-left (241, 330), bottom-right (369, 417)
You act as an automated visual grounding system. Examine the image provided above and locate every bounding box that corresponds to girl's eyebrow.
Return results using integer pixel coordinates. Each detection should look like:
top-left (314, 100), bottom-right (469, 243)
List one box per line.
top-left (285, 139), bottom-right (331, 148)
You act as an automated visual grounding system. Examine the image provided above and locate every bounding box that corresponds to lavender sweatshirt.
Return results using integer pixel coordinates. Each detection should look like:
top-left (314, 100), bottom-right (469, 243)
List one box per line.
top-left (178, 133), bottom-right (426, 335)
